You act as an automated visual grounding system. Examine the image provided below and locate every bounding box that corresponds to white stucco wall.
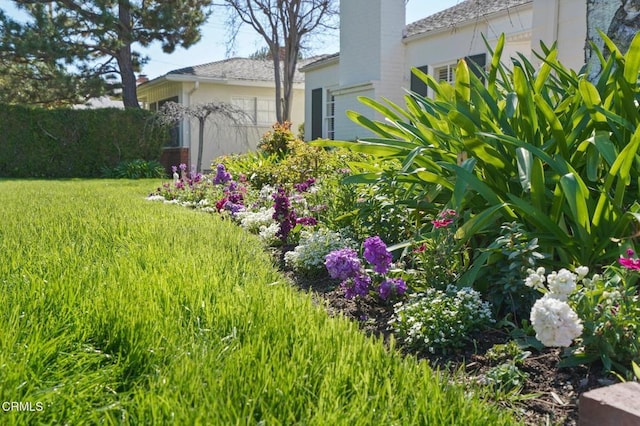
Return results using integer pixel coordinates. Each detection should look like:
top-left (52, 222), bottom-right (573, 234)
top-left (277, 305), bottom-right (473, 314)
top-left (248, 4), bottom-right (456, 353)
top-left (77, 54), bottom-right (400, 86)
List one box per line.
top-left (139, 79), bottom-right (304, 171)
top-left (532, 0), bottom-right (587, 72)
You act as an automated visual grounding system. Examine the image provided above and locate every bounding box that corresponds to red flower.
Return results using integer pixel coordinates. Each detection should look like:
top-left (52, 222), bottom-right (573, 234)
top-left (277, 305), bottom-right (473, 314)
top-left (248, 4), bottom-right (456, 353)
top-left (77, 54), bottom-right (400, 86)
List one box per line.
top-left (215, 197), bottom-right (228, 211)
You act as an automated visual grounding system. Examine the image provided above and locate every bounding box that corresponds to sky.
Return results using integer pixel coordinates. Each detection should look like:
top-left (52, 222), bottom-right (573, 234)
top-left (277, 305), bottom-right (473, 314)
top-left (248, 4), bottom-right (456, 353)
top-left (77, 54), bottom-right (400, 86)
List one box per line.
top-left (0, 0), bottom-right (462, 79)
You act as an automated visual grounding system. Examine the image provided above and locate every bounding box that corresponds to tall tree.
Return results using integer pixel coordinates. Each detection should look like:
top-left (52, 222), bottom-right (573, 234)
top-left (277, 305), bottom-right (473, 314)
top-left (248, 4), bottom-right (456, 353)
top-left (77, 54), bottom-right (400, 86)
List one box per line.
top-left (1, 1), bottom-right (213, 108)
top-left (220, 0), bottom-right (338, 122)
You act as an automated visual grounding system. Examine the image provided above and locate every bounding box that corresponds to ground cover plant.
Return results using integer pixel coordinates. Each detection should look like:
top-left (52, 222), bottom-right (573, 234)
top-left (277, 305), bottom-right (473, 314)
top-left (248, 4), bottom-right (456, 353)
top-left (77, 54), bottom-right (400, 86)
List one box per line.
top-left (146, 31), bottom-right (640, 425)
top-left (0, 179), bottom-right (520, 425)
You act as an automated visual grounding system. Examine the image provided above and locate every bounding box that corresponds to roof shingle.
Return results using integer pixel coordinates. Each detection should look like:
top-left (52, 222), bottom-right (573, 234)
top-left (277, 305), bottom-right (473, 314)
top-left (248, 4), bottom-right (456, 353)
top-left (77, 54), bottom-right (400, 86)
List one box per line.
top-left (167, 57), bottom-right (321, 83)
top-left (405, 0), bottom-right (531, 38)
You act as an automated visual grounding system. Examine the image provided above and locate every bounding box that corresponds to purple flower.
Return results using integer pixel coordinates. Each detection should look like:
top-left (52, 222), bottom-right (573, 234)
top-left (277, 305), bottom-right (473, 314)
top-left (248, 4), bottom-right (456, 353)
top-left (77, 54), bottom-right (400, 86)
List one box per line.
top-left (340, 273), bottom-right (371, 300)
top-left (325, 248), bottom-right (361, 280)
top-left (213, 163), bottom-right (232, 185)
top-left (223, 201), bottom-right (244, 215)
top-left (272, 187), bottom-right (296, 242)
top-left (378, 278), bottom-right (407, 300)
top-left (296, 216), bottom-right (317, 226)
top-left (171, 165), bottom-right (178, 173)
top-left (179, 163), bottom-right (187, 171)
top-left (294, 177), bottom-right (316, 193)
top-left (363, 236), bottom-right (392, 274)
top-left (353, 273), bottom-right (371, 296)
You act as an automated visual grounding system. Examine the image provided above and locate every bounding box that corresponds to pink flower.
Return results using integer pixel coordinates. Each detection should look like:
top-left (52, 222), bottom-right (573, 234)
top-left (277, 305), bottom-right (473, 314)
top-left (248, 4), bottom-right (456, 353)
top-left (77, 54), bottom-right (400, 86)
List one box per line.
top-left (433, 218), bottom-right (454, 228)
top-left (619, 256), bottom-right (640, 270)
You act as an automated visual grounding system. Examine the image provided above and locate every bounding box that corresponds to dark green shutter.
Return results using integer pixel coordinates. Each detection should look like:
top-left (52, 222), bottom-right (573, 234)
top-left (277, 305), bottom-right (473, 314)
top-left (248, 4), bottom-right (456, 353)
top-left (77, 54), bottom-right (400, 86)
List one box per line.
top-left (465, 53), bottom-right (487, 82)
top-left (311, 88), bottom-right (323, 140)
top-left (410, 65), bottom-right (429, 97)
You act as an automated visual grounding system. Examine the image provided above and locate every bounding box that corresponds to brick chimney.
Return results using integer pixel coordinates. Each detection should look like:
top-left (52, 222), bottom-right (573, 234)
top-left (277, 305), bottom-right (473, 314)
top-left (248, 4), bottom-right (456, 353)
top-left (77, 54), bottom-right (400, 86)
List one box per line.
top-left (136, 74), bottom-right (149, 85)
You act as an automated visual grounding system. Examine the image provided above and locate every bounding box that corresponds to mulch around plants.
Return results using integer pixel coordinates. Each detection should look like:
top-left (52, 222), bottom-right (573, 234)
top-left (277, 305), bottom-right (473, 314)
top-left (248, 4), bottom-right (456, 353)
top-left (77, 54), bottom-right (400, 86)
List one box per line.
top-left (271, 246), bottom-right (620, 426)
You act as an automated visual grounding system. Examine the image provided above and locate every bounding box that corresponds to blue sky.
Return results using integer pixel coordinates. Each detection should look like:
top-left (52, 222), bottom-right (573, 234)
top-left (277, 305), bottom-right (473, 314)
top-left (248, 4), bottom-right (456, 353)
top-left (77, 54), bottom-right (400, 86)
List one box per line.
top-left (0, 0), bottom-right (462, 79)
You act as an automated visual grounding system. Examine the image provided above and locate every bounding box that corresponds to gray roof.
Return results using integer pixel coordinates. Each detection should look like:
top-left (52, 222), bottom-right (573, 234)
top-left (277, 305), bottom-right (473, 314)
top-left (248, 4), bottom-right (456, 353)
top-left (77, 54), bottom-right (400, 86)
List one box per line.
top-left (167, 57), bottom-right (321, 83)
top-left (405, 0), bottom-right (531, 38)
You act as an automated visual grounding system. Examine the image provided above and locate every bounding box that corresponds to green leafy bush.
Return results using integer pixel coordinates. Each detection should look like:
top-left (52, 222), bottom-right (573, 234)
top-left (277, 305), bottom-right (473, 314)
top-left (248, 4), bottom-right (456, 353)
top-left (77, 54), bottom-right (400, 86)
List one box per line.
top-left (258, 121), bottom-right (296, 157)
top-left (481, 222), bottom-right (545, 321)
top-left (0, 105), bottom-right (167, 178)
top-left (101, 159), bottom-right (166, 179)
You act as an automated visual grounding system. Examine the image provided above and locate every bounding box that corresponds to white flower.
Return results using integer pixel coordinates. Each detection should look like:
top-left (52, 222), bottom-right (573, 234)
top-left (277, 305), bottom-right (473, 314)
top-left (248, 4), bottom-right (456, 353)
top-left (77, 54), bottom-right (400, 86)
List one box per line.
top-left (235, 207), bottom-right (276, 233)
top-left (525, 270), bottom-right (546, 290)
top-left (146, 195), bottom-right (166, 202)
top-left (258, 222), bottom-right (280, 245)
top-left (546, 268), bottom-right (577, 300)
top-left (575, 266), bottom-right (589, 279)
top-left (530, 294), bottom-right (583, 347)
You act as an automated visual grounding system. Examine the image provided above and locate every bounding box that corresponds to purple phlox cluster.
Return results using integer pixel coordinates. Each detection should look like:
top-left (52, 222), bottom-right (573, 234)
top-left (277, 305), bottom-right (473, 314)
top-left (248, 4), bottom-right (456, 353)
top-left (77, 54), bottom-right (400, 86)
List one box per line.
top-left (272, 187), bottom-right (296, 242)
top-left (325, 248), bottom-right (374, 300)
top-left (294, 177), bottom-right (316, 193)
top-left (363, 236), bottom-right (392, 274)
top-left (378, 278), bottom-right (407, 300)
top-left (342, 273), bottom-right (372, 300)
top-left (619, 248), bottom-right (640, 270)
top-left (296, 216), bottom-right (318, 226)
top-left (179, 163), bottom-right (187, 172)
top-left (432, 209), bottom-right (458, 229)
top-left (213, 163), bottom-right (232, 185)
top-left (325, 248), bottom-right (361, 281)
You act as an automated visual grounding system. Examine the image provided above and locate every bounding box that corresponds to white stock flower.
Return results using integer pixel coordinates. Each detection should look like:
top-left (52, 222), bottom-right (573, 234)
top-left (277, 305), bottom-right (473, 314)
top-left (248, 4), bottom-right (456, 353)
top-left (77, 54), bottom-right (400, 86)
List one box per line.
top-left (525, 269), bottom-right (546, 290)
top-left (546, 268), bottom-right (577, 300)
top-left (575, 266), bottom-right (589, 279)
top-left (530, 294), bottom-right (583, 347)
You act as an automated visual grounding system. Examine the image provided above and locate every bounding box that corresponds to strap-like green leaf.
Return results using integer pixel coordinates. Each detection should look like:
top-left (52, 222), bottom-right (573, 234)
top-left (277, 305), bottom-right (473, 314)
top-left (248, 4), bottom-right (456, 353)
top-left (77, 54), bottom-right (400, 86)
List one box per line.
top-left (623, 31), bottom-right (640, 85)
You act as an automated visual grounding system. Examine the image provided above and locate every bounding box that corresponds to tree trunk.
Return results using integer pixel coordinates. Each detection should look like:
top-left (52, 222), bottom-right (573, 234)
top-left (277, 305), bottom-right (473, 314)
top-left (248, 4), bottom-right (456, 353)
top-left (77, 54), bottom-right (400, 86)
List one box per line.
top-left (271, 44), bottom-right (283, 123)
top-left (197, 117), bottom-right (206, 173)
top-left (586, 0), bottom-right (640, 80)
top-left (117, 0), bottom-right (140, 109)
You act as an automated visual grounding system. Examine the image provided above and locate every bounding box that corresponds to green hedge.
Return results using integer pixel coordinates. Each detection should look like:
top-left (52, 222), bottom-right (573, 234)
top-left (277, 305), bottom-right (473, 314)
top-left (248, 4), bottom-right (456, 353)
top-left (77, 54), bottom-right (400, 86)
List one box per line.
top-left (0, 104), bottom-right (168, 178)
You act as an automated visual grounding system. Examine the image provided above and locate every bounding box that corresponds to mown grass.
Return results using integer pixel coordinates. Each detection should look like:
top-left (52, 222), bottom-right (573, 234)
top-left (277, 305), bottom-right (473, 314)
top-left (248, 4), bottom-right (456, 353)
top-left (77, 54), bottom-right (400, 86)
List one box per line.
top-left (0, 179), bottom-right (519, 425)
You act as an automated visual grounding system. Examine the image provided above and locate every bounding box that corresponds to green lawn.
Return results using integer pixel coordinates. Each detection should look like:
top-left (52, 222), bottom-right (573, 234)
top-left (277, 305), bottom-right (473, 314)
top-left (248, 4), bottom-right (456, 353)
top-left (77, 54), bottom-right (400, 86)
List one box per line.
top-left (0, 180), bottom-right (519, 425)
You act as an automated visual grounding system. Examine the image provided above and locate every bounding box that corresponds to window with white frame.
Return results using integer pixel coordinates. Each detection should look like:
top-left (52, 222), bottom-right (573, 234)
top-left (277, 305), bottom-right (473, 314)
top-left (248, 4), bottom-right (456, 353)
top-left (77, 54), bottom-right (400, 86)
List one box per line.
top-left (326, 91), bottom-right (335, 140)
top-left (232, 97), bottom-right (277, 126)
top-left (434, 63), bottom-right (456, 84)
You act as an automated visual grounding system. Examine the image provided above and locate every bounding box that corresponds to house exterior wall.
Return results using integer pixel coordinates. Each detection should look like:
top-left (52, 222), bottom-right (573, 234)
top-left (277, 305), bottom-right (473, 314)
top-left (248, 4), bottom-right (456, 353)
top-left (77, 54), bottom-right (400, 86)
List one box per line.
top-left (532, 0), bottom-right (587, 71)
top-left (139, 80), bottom-right (304, 172)
top-left (303, 60), bottom-right (339, 141)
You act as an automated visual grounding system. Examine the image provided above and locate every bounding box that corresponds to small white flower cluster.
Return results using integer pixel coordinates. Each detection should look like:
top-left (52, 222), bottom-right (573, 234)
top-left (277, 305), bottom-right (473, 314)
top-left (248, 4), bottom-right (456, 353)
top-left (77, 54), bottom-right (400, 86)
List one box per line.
top-left (235, 207), bottom-right (276, 234)
top-left (390, 285), bottom-right (494, 354)
top-left (258, 222), bottom-right (281, 245)
top-left (525, 266), bottom-right (588, 347)
top-left (284, 228), bottom-right (354, 273)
